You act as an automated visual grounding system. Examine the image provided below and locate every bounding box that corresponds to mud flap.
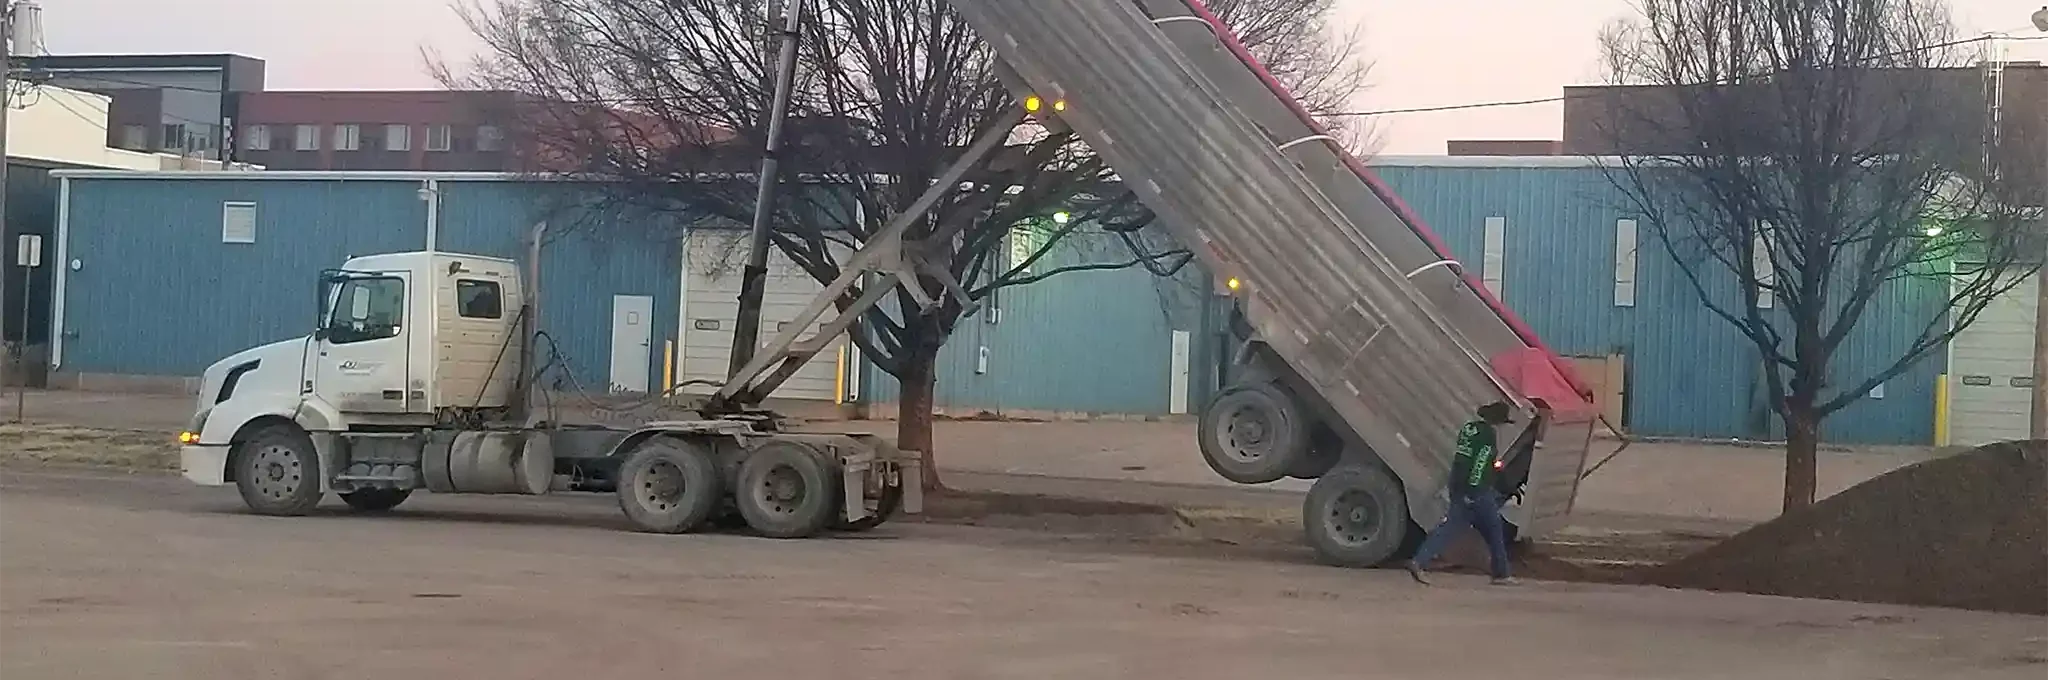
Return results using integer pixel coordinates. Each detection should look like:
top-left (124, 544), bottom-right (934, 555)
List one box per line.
top-left (842, 451), bottom-right (873, 523)
top-left (899, 458), bottom-right (925, 514)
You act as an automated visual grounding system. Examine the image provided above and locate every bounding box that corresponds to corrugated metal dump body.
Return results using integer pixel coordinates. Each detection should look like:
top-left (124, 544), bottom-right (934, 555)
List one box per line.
top-left (948, 0), bottom-right (1596, 535)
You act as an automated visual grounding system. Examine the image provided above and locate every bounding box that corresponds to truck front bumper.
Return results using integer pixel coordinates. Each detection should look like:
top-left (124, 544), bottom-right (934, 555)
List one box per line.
top-left (181, 444), bottom-right (231, 486)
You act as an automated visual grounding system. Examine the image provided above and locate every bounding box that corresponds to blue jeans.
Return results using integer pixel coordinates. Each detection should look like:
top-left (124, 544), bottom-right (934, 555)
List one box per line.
top-left (1411, 487), bottom-right (1511, 579)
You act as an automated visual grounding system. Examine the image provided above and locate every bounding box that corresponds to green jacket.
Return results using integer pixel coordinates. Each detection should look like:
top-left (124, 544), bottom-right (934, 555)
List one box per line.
top-left (1449, 418), bottom-right (1498, 493)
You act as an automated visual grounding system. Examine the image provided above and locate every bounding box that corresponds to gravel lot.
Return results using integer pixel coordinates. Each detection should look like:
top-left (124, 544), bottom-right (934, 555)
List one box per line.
top-left (3, 469), bottom-right (2043, 680)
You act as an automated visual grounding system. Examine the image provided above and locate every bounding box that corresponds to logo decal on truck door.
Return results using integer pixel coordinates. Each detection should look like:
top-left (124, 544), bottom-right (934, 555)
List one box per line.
top-left (338, 360), bottom-right (384, 375)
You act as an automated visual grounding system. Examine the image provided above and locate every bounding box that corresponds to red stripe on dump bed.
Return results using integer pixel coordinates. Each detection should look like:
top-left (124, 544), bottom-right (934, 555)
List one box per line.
top-left (1177, 0), bottom-right (1590, 399)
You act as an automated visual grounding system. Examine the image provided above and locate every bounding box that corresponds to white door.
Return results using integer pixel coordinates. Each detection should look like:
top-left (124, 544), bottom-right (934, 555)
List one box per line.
top-left (1948, 271), bottom-right (2038, 447)
top-left (609, 295), bottom-right (654, 394)
top-left (314, 272), bottom-right (414, 413)
top-left (1168, 330), bottom-right (1192, 415)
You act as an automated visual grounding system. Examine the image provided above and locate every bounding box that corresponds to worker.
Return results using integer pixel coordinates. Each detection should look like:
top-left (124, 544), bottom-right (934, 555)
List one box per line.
top-left (1405, 400), bottom-right (1517, 586)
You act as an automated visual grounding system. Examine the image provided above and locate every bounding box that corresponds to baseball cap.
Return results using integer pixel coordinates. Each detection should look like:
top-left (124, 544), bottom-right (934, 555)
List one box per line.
top-left (1477, 401), bottom-right (1516, 423)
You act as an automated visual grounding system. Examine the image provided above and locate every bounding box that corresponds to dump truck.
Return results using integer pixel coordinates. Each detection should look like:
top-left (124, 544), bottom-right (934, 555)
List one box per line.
top-left (178, 0), bottom-right (1597, 563)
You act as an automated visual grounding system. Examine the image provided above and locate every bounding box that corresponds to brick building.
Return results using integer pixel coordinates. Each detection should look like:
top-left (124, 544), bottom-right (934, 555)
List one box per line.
top-left (18, 54), bottom-right (266, 161)
top-left (235, 90), bottom-right (522, 171)
top-left (1558, 62), bottom-right (2048, 203)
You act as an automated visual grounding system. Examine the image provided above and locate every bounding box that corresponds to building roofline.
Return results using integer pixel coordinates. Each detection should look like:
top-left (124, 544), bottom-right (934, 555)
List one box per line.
top-left (49, 155), bottom-right (1661, 182)
top-left (48, 170), bottom-right (529, 181)
top-left (1369, 155), bottom-right (1621, 167)
top-left (26, 53), bottom-right (262, 62)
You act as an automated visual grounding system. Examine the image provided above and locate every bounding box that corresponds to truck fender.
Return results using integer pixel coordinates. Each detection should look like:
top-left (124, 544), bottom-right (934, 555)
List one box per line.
top-left (197, 396), bottom-right (341, 489)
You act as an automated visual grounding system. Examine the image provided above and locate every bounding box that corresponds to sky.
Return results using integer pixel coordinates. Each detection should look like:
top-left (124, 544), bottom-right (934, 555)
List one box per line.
top-left (25, 0), bottom-right (2048, 154)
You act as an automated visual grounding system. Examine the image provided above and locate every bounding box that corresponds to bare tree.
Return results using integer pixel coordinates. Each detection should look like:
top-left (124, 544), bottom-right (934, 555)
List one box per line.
top-left (435, 0), bottom-right (1373, 489)
top-left (1594, 0), bottom-right (2043, 512)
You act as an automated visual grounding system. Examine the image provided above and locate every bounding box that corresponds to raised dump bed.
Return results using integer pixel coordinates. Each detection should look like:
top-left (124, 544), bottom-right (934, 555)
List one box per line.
top-left (949, 0), bottom-right (1598, 565)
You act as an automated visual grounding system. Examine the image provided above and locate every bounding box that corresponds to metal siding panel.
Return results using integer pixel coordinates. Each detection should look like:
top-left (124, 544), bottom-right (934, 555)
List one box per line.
top-left (61, 178), bottom-right (425, 376)
top-left (1370, 165), bottom-right (1938, 444)
top-left (863, 233), bottom-right (1208, 415)
top-left (5, 164), bottom-right (61, 344)
top-left (436, 182), bottom-right (682, 398)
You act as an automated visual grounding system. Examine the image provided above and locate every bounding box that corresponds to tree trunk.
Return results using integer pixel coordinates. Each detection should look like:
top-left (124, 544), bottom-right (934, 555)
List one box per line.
top-left (1781, 399), bottom-right (1821, 513)
top-left (896, 347), bottom-right (943, 492)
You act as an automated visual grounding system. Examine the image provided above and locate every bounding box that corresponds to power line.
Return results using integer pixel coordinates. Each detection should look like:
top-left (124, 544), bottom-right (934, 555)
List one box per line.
top-left (1328, 95), bottom-right (1570, 118)
top-left (44, 90), bottom-right (106, 131)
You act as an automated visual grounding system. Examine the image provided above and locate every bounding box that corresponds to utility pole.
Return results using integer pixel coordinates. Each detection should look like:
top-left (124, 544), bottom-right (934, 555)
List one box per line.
top-left (1, 1), bottom-right (16, 394)
top-left (2034, 218), bottom-right (2045, 440)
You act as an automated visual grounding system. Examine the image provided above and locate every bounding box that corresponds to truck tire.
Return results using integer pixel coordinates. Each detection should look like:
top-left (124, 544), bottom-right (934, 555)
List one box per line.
top-left (234, 425), bottom-right (324, 516)
top-left (1302, 464), bottom-right (1411, 568)
top-left (1198, 382), bottom-right (1309, 484)
top-left (735, 440), bottom-right (842, 539)
top-left (615, 437), bottom-right (723, 534)
top-left (339, 489), bottom-right (411, 512)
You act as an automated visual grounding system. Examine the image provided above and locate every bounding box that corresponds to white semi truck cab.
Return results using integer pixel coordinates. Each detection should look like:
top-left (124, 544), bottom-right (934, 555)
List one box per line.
top-left (181, 250), bottom-right (920, 537)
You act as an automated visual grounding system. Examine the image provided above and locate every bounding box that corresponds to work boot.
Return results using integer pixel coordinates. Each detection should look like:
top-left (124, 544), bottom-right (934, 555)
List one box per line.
top-left (1490, 576), bottom-right (1520, 586)
top-left (1404, 560), bottom-right (1430, 585)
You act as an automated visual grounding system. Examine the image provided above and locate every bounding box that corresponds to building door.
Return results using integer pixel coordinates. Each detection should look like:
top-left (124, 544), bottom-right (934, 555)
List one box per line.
top-left (609, 295), bottom-right (654, 394)
top-left (1169, 330), bottom-right (1193, 415)
top-left (1948, 271), bottom-right (2038, 447)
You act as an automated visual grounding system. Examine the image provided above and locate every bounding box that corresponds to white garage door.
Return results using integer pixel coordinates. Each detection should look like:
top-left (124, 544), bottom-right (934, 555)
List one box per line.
top-left (677, 232), bottom-right (847, 401)
top-left (1948, 270), bottom-right (2038, 447)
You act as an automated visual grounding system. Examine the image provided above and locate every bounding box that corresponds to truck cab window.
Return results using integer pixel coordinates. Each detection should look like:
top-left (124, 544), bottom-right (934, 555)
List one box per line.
top-left (456, 279), bottom-right (503, 319)
top-left (325, 276), bottom-right (405, 344)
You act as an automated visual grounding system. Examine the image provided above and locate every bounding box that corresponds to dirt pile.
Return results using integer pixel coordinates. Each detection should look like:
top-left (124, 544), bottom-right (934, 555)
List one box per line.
top-left (1646, 440), bottom-right (2047, 614)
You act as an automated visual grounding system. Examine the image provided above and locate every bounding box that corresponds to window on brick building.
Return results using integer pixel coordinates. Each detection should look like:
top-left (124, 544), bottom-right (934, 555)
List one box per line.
top-left (294, 125), bottom-right (321, 151)
top-left (385, 124), bottom-right (412, 151)
top-left (243, 124), bottom-right (270, 151)
top-left (334, 124), bottom-right (361, 151)
top-left (476, 125), bottom-right (504, 152)
top-left (425, 124), bottom-right (452, 152)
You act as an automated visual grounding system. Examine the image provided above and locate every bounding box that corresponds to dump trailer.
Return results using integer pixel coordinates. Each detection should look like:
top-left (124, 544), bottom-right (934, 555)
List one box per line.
top-left (942, 0), bottom-right (1601, 566)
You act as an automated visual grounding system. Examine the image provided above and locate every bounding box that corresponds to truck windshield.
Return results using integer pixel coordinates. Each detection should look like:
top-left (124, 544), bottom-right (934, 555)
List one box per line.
top-left (324, 276), bottom-right (406, 344)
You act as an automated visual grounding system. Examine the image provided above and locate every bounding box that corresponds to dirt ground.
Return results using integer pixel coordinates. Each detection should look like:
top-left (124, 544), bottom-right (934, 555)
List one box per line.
top-left (0, 389), bottom-right (1938, 527)
top-left (0, 387), bottom-right (1948, 581)
top-left (5, 469), bottom-right (2045, 680)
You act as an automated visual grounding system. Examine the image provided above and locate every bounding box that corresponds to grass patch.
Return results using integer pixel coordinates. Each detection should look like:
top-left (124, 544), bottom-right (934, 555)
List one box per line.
top-left (0, 423), bottom-right (177, 471)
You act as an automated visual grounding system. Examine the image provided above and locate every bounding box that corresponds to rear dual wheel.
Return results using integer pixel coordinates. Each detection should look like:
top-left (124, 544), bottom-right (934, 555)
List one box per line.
top-left (340, 488), bottom-right (411, 512)
top-left (1198, 382), bottom-right (1311, 484)
top-left (734, 441), bottom-right (842, 539)
top-left (1302, 464), bottom-right (1414, 568)
top-left (616, 438), bottom-right (724, 534)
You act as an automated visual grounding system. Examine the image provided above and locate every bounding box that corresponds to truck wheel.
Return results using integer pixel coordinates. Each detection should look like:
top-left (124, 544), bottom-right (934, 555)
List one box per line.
top-left (1198, 382), bottom-right (1309, 484)
top-left (735, 440), bottom-right (841, 539)
top-left (234, 425), bottom-right (324, 516)
top-left (339, 489), bottom-right (411, 512)
top-left (615, 437), bottom-right (723, 534)
top-left (1302, 464), bottom-right (1411, 568)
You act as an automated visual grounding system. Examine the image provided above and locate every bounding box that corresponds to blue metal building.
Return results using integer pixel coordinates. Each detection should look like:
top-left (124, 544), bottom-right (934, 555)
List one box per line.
top-left (51, 172), bottom-right (685, 400)
top-left (48, 161), bottom-right (1950, 444)
top-left (867, 157), bottom-right (1951, 445)
top-left (1368, 158), bottom-right (1945, 445)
